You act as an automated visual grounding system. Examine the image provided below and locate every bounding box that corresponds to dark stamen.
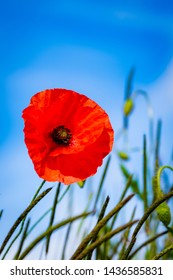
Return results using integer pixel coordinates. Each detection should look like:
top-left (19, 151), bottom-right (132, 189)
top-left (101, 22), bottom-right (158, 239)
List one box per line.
top-left (51, 125), bottom-right (72, 146)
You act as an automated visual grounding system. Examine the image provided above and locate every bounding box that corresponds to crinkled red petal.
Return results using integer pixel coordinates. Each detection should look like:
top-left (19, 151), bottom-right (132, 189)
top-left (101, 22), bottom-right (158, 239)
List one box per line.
top-left (22, 89), bottom-right (114, 184)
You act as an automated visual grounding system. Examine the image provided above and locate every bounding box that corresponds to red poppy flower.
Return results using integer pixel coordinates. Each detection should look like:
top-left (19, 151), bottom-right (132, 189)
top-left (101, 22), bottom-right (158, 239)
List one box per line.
top-left (22, 89), bottom-right (114, 185)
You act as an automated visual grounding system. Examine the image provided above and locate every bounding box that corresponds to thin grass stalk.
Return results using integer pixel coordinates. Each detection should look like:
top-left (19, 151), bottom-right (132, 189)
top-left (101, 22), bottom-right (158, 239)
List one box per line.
top-left (123, 67), bottom-right (135, 130)
top-left (143, 135), bottom-right (148, 211)
top-left (77, 193), bottom-right (93, 236)
top-left (0, 187), bottom-right (52, 255)
top-left (118, 206), bottom-right (136, 259)
top-left (152, 244), bottom-right (173, 260)
top-left (1, 181), bottom-right (48, 258)
top-left (143, 135), bottom-right (149, 233)
top-left (131, 90), bottom-right (154, 153)
top-left (157, 166), bottom-right (173, 192)
top-left (129, 230), bottom-right (168, 259)
top-left (0, 210), bottom-right (3, 220)
top-left (2, 219), bottom-right (25, 260)
top-left (125, 67), bottom-right (135, 100)
top-left (155, 120), bottom-right (162, 164)
top-left (166, 226), bottom-right (173, 236)
top-left (102, 225), bottom-right (109, 260)
top-left (27, 209), bottom-right (51, 235)
top-left (75, 220), bottom-right (138, 260)
top-left (98, 196), bottom-right (110, 260)
top-left (46, 183), bottom-right (61, 254)
top-left (153, 120), bottom-right (162, 200)
top-left (18, 211), bottom-right (93, 260)
top-left (39, 242), bottom-right (46, 260)
top-left (58, 185), bottom-right (71, 203)
top-left (93, 156), bottom-right (111, 210)
top-left (14, 219), bottom-right (31, 259)
top-left (61, 223), bottom-right (72, 260)
top-left (110, 175), bottom-right (133, 229)
top-left (71, 193), bottom-right (135, 260)
top-left (87, 195), bottom-right (110, 260)
top-left (121, 190), bottom-right (173, 260)
top-left (109, 237), bottom-right (124, 259)
top-left (32, 180), bottom-right (46, 200)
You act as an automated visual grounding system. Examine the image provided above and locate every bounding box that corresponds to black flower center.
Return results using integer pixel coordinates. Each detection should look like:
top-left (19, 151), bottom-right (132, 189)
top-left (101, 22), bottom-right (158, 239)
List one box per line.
top-left (51, 125), bottom-right (72, 146)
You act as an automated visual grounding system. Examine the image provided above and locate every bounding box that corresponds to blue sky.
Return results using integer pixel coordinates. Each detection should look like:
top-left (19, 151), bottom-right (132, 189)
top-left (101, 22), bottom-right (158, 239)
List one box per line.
top-left (0, 0), bottom-right (173, 142)
top-left (0, 0), bottom-right (173, 258)
top-left (0, 0), bottom-right (173, 144)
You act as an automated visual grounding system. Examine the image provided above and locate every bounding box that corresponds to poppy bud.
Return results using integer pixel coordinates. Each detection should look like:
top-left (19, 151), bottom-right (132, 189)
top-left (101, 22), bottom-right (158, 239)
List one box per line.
top-left (123, 98), bottom-right (134, 116)
top-left (156, 202), bottom-right (171, 226)
top-left (117, 151), bottom-right (129, 161)
top-left (77, 180), bottom-right (86, 188)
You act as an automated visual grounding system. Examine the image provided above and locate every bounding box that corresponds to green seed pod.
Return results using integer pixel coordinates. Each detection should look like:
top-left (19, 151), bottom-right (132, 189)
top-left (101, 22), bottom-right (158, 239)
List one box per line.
top-left (123, 98), bottom-right (134, 116)
top-left (156, 202), bottom-right (171, 226)
top-left (117, 151), bottom-right (129, 161)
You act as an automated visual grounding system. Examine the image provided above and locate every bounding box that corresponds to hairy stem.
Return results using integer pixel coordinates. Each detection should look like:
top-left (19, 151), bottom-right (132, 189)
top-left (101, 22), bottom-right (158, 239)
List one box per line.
top-left (0, 188), bottom-right (52, 255)
top-left (152, 244), bottom-right (173, 260)
top-left (71, 193), bottom-right (135, 260)
top-left (121, 190), bottom-right (173, 259)
top-left (75, 220), bottom-right (138, 260)
top-left (18, 211), bottom-right (93, 260)
top-left (129, 230), bottom-right (168, 259)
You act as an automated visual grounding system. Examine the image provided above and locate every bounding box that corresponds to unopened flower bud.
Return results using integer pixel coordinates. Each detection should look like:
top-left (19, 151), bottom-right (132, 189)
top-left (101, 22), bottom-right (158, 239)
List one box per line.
top-left (156, 202), bottom-right (171, 226)
top-left (118, 151), bottom-right (129, 161)
top-left (123, 98), bottom-right (134, 116)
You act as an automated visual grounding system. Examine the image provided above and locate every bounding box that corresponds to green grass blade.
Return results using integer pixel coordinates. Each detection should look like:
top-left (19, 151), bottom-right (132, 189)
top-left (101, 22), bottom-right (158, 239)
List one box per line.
top-left (93, 155), bottom-right (111, 210)
top-left (61, 222), bottom-right (72, 260)
top-left (14, 218), bottom-right (31, 260)
top-left (71, 194), bottom-right (134, 260)
top-left (0, 187), bottom-right (52, 255)
top-left (129, 230), bottom-right (168, 259)
top-left (87, 196), bottom-right (110, 260)
top-left (75, 220), bottom-right (138, 260)
top-left (121, 190), bottom-right (173, 260)
top-left (123, 67), bottom-right (135, 129)
top-left (0, 210), bottom-right (3, 220)
top-left (110, 175), bottom-right (133, 229)
top-left (18, 211), bottom-right (93, 260)
top-left (46, 183), bottom-right (61, 254)
top-left (27, 209), bottom-right (52, 235)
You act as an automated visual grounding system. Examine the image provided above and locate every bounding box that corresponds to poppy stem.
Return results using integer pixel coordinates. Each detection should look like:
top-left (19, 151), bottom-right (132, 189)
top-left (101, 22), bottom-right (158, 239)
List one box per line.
top-left (45, 183), bottom-right (61, 254)
top-left (93, 156), bottom-right (111, 210)
top-left (32, 180), bottom-right (46, 200)
top-left (152, 244), bottom-right (173, 260)
top-left (0, 187), bottom-right (52, 256)
top-left (110, 175), bottom-right (133, 229)
top-left (17, 211), bottom-right (93, 260)
top-left (118, 206), bottom-right (137, 259)
top-left (87, 195), bottom-right (110, 260)
top-left (71, 193), bottom-right (135, 260)
top-left (128, 230), bottom-right (168, 259)
top-left (121, 190), bottom-right (173, 260)
top-left (61, 222), bottom-right (72, 260)
top-left (75, 220), bottom-right (138, 260)
top-left (13, 218), bottom-right (31, 260)
top-left (0, 209), bottom-right (3, 220)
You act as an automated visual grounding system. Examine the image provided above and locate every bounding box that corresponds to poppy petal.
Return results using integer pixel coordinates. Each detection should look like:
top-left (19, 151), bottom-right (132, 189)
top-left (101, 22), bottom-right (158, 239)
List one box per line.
top-left (22, 89), bottom-right (114, 184)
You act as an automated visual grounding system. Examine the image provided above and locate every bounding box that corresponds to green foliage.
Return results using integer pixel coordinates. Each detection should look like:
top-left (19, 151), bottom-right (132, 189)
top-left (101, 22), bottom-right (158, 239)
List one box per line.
top-left (120, 164), bottom-right (142, 199)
